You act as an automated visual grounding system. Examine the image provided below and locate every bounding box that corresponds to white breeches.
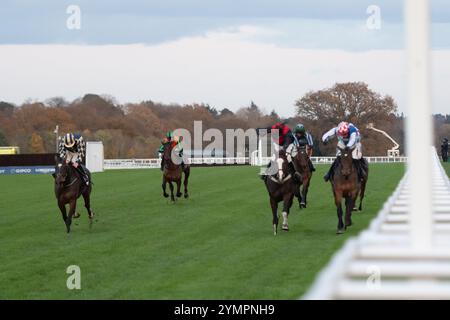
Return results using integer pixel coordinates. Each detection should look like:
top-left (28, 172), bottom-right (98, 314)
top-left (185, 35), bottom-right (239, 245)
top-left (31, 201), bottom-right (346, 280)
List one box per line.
top-left (65, 151), bottom-right (81, 164)
top-left (336, 141), bottom-right (363, 160)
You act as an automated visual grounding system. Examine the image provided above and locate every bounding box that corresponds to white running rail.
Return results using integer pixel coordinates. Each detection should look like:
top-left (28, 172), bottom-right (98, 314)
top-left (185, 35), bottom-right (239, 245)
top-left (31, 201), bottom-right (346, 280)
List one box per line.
top-left (104, 157), bottom-right (248, 169)
top-left (303, 148), bottom-right (450, 299)
top-left (104, 156), bottom-right (406, 169)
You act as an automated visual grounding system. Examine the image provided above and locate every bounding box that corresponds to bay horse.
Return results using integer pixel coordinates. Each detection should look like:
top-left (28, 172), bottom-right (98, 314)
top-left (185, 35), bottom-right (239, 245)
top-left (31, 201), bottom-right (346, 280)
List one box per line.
top-left (290, 145), bottom-right (313, 208)
top-left (162, 141), bottom-right (190, 202)
top-left (264, 149), bottom-right (300, 235)
top-left (52, 157), bottom-right (94, 233)
top-left (329, 147), bottom-right (360, 234)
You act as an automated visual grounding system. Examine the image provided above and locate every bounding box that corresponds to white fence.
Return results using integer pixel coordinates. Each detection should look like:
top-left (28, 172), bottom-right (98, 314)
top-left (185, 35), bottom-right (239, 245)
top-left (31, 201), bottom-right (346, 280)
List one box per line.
top-left (104, 156), bottom-right (407, 170)
top-left (104, 157), bottom-right (248, 170)
top-left (304, 149), bottom-right (450, 299)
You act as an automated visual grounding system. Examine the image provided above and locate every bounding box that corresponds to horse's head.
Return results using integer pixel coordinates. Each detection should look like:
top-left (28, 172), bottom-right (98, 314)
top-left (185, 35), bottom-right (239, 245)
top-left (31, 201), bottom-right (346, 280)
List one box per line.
top-left (53, 156), bottom-right (70, 186)
top-left (274, 149), bottom-right (290, 183)
top-left (162, 141), bottom-right (182, 169)
top-left (295, 146), bottom-right (309, 170)
top-left (338, 146), bottom-right (353, 177)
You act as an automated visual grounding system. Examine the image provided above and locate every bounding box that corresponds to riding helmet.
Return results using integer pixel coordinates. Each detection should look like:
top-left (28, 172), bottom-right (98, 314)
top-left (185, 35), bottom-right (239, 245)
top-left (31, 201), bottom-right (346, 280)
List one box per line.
top-left (64, 133), bottom-right (76, 148)
top-left (337, 122), bottom-right (349, 137)
top-left (294, 124), bottom-right (306, 134)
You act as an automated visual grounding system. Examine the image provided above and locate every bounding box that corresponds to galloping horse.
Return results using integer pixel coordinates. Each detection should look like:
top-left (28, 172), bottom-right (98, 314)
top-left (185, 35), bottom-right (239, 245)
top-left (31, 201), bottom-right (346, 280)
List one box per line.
top-left (329, 147), bottom-right (360, 234)
top-left (290, 145), bottom-right (313, 208)
top-left (264, 149), bottom-right (299, 235)
top-left (162, 141), bottom-right (190, 202)
top-left (52, 157), bottom-right (94, 233)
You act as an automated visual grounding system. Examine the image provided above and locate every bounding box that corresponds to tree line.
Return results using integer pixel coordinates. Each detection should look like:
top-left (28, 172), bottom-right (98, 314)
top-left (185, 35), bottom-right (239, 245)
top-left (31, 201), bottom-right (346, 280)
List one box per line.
top-left (0, 82), bottom-right (448, 158)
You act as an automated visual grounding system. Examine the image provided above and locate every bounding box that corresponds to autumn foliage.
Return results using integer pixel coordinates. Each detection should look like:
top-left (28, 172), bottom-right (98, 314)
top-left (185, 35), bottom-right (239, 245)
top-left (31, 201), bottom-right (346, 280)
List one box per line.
top-left (0, 82), bottom-right (448, 158)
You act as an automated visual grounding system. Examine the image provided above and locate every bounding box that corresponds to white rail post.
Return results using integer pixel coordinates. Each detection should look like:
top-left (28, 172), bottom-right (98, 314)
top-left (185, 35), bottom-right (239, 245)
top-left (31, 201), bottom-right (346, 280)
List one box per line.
top-left (258, 135), bottom-right (263, 166)
top-left (405, 0), bottom-right (433, 249)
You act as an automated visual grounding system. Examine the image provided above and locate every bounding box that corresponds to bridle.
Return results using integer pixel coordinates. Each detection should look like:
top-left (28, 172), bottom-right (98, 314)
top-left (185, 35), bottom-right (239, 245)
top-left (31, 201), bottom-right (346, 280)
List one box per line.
top-left (269, 153), bottom-right (292, 184)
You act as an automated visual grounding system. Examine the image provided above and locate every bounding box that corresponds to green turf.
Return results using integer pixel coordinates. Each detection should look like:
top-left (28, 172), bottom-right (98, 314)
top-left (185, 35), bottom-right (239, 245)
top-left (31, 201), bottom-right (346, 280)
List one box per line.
top-left (444, 161), bottom-right (450, 177)
top-left (0, 164), bottom-right (404, 299)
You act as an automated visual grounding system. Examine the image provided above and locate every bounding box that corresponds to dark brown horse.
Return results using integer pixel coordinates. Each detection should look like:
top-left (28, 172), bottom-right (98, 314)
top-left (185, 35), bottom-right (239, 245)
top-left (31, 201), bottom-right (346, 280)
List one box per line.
top-left (291, 146), bottom-right (313, 208)
top-left (264, 149), bottom-right (300, 235)
top-left (162, 141), bottom-right (190, 202)
top-left (52, 157), bottom-right (94, 233)
top-left (329, 147), bottom-right (360, 234)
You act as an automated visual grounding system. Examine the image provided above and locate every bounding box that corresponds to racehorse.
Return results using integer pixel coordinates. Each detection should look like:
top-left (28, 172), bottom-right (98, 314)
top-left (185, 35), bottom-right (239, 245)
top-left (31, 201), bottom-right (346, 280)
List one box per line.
top-left (52, 157), bottom-right (94, 233)
top-left (329, 147), bottom-right (360, 234)
top-left (264, 149), bottom-right (300, 235)
top-left (162, 141), bottom-right (190, 202)
top-left (290, 146), bottom-right (313, 208)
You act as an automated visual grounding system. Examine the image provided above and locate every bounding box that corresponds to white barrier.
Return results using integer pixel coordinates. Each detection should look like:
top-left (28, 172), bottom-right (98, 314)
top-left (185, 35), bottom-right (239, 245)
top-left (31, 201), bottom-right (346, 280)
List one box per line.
top-left (104, 156), bottom-right (407, 170)
top-left (103, 157), bottom-right (248, 170)
top-left (303, 148), bottom-right (450, 299)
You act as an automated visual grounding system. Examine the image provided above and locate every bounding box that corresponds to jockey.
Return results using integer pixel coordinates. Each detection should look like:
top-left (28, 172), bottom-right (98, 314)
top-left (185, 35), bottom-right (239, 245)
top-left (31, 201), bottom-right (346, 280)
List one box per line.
top-left (260, 121), bottom-right (300, 182)
top-left (158, 131), bottom-right (185, 171)
top-left (442, 138), bottom-right (449, 161)
top-left (58, 133), bottom-right (89, 185)
top-left (293, 123), bottom-right (316, 172)
top-left (322, 122), bottom-right (367, 182)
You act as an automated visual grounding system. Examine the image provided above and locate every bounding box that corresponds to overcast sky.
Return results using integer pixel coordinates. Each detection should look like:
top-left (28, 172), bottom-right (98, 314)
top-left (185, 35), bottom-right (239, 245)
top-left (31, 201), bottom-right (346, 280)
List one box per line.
top-left (1, 0), bottom-right (449, 116)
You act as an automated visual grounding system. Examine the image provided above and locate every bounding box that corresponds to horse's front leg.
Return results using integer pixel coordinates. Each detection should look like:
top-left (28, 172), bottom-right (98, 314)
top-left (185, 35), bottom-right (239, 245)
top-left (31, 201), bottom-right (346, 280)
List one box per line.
top-left (169, 181), bottom-right (175, 202)
top-left (335, 191), bottom-right (345, 234)
top-left (282, 193), bottom-right (294, 231)
top-left (162, 176), bottom-right (169, 198)
top-left (66, 199), bottom-right (77, 233)
top-left (176, 178), bottom-right (182, 198)
top-left (301, 177), bottom-right (310, 208)
top-left (345, 196), bottom-right (354, 228)
top-left (58, 200), bottom-right (68, 225)
top-left (270, 197), bottom-right (278, 235)
top-left (183, 168), bottom-right (190, 199)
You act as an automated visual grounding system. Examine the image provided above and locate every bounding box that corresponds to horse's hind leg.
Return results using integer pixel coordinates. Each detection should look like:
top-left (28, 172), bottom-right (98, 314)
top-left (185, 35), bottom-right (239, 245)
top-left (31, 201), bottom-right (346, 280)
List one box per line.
top-left (282, 194), bottom-right (294, 231)
top-left (301, 178), bottom-right (310, 208)
top-left (270, 198), bottom-right (279, 235)
top-left (296, 185), bottom-right (303, 209)
top-left (82, 190), bottom-right (94, 222)
top-left (359, 179), bottom-right (367, 211)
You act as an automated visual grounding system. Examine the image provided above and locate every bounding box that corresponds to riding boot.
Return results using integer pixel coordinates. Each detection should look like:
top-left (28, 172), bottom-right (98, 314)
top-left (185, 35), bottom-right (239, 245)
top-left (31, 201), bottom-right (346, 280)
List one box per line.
top-left (77, 164), bottom-right (89, 186)
top-left (324, 158), bottom-right (338, 182)
top-left (308, 159), bottom-right (316, 172)
top-left (359, 158), bottom-right (368, 181)
top-left (323, 168), bottom-right (332, 182)
top-left (289, 162), bottom-right (302, 184)
top-left (160, 159), bottom-right (165, 172)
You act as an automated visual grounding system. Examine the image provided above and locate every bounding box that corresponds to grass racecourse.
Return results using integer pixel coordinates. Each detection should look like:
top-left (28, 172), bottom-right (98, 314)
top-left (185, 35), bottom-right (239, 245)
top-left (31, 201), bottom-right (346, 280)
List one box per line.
top-left (0, 164), bottom-right (405, 299)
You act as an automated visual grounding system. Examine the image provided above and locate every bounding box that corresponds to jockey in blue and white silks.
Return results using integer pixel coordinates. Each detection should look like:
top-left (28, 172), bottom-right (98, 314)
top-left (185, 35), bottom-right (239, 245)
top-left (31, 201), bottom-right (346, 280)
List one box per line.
top-left (322, 122), bottom-right (362, 159)
top-left (322, 122), bottom-right (367, 182)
